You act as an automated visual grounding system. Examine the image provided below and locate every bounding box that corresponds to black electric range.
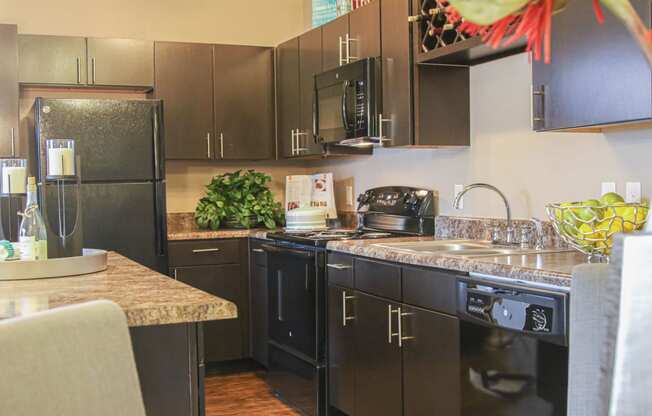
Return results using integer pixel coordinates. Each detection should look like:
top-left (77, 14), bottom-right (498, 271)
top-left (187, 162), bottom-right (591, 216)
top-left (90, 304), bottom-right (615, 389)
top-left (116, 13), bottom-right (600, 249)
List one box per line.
top-left (262, 186), bottom-right (438, 416)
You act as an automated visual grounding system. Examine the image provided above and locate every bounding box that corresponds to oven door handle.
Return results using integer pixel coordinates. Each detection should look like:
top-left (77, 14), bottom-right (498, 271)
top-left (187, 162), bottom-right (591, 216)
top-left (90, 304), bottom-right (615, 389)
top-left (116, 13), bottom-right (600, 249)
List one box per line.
top-left (261, 244), bottom-right (315, 259)
top-left (341, 80), bottom-right (350, 135)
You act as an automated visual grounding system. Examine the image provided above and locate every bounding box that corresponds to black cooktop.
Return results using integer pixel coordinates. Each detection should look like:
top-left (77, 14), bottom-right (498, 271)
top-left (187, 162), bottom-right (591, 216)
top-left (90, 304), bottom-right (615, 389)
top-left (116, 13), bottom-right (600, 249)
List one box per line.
top-left (266, 229), bottom-right (402, 247)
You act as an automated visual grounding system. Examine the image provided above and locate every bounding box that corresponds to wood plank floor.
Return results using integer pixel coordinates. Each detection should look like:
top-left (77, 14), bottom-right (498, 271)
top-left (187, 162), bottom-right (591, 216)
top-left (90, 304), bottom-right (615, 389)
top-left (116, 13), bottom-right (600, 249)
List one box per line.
top-left (205, 372), bottom-right (301, 416)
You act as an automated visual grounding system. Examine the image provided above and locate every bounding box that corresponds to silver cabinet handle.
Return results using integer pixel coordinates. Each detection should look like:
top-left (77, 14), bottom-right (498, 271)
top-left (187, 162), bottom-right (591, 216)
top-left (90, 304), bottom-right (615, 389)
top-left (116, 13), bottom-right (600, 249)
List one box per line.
top-left (399, 310), bottom-right (415, 347)
top-left (173, 268), bottom-right (178, 279)
top-left (531, 85), bottom-right (545, 130)
top-left (252, 248), bottom-right (265, 253)
top-left (76, 57), bottom-right (81, 84)
top-left (295, 130), bottom-right (309, 153)
top-left (327, 263), bottom-right (352, 270)
top-left (378, 114), bottom-right (393, 144)
top-left (388, 305), bottom-right (400, 344)
top-left (192, 248), bottom-right (221, 253)
top-left (10, 127), bottom-right (15, 157)
top-left (206, 133), bottom-right (211, 158)
top-left (277, 270), bottom-right (284, 321)
top-left (291, 129), bottom-right (296, 156)
top-left (338, 36), bottom-right (345, 66)
top-left (219, 132), bottom-right (224, 158)
top-left (91, 57), bottom-right (96, 84)
top-left (342, 290), bottom-right (356, 327)
top-left (345, 34), bottom-right (358, 63)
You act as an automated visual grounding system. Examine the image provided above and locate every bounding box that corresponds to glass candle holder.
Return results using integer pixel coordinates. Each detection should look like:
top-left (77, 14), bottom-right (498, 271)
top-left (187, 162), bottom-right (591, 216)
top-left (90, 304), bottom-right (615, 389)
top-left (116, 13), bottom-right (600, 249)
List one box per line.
top-left (46, 139), bottom-right (76, 178)
top-left (0, 158), bottom-right (27, 195)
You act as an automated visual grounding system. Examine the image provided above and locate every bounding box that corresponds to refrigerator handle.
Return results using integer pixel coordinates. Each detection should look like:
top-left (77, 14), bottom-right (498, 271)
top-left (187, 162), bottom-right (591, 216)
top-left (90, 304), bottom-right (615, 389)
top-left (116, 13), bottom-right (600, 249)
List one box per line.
top-left (153, 102), bottom-right (165, 180)
top-left (155, 180), bottom-right (168, 257)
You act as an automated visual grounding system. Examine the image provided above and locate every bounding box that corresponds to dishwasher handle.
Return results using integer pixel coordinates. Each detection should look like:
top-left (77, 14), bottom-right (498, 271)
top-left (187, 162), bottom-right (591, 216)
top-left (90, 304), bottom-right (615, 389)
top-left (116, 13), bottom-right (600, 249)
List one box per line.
top-left (261, 244), bottom-right (315, 259)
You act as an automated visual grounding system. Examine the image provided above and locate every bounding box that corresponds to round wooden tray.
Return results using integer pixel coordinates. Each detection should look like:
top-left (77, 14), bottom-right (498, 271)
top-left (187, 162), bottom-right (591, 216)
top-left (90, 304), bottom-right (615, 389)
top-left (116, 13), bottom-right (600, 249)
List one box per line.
top-left (0, 249), bottom-right (108, 281)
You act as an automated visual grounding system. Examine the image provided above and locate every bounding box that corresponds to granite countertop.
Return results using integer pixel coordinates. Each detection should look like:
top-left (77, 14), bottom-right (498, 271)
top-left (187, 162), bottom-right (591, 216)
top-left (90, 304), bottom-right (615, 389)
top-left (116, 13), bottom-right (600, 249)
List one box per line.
top-left (0, 252), bottom-right (238, 327)
top-left (327, 237), bottom-right (587, 289)
top-left (167, 212), bottom-right (272, 240)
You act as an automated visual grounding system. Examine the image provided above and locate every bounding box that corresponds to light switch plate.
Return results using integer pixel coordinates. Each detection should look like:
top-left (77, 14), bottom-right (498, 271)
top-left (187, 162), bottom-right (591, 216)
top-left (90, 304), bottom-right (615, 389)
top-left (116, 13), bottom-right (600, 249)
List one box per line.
top-left (454, 184), bottom-right (465, 209)
top-left (601, 182), bottom-right (616, 196)
top-left (626, 182), bottom-right (642, 203)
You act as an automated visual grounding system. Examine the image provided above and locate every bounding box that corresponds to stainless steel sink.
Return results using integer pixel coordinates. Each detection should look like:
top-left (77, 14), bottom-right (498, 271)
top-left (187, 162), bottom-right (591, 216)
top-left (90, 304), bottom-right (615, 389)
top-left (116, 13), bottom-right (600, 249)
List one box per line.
top-left (372, 240), bottom-right (568, 258)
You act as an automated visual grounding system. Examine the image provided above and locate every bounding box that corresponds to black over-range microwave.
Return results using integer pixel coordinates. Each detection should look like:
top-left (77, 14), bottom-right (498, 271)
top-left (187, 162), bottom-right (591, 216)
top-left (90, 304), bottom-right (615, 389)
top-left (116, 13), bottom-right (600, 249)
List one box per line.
top-left (314, 57), bottom-right (382, 147)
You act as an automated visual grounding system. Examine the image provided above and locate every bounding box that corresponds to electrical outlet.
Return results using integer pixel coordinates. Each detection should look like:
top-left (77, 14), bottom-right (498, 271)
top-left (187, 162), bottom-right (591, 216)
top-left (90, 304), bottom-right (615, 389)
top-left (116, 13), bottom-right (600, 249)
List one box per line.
top-left (454, 184), bottom-right (465, 210)
top-left (626, 182), bottom-right (642, 203)
top-left (601, 182), bottom-right (616, 196)
top-left (346, 185), bottom-right (354, 206)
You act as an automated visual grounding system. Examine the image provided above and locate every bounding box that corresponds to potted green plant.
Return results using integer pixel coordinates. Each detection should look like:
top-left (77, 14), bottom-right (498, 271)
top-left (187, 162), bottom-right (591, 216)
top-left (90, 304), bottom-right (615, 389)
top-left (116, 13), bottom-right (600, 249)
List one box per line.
top-left (195, 170), bottom-right (284, 230)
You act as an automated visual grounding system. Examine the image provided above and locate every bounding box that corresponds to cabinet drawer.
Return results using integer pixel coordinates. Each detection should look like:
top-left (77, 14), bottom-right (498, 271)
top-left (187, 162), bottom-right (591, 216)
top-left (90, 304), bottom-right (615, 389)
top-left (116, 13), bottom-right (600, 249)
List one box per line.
top-left (402, 267), bottom-right (458, 315)
top-left (354, 257), bottom-right (401, 301)
top-left (169, 240), bottom-right (240, 267)
top-left (327, 253), bottom-right (354, 288)
top-left (250, 239), bottom-right (268, 267)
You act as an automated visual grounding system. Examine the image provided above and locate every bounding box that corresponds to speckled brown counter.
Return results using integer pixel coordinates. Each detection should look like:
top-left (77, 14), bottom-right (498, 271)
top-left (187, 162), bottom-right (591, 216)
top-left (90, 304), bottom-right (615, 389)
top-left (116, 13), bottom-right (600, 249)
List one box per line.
top-left (167, 212), bottom-right (273, 240)
top-left (327, 237), bottom-right (586, 289)
top-left (0, 252), bottom-right (238, 327)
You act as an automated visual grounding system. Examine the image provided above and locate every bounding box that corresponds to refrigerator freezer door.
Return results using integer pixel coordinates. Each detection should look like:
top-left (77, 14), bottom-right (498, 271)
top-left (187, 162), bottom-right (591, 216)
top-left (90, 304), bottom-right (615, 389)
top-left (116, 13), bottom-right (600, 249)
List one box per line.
top-left (80, 182), bottom-right (167, 272)
top-left (35, 98), bottom-right (164, 182)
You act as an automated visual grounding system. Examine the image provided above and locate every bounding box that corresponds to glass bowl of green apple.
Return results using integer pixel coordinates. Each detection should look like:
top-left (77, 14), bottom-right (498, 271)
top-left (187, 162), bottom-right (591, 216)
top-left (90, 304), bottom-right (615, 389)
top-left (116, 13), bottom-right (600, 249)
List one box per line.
top-left (546, 192), bottom-right (649, 262)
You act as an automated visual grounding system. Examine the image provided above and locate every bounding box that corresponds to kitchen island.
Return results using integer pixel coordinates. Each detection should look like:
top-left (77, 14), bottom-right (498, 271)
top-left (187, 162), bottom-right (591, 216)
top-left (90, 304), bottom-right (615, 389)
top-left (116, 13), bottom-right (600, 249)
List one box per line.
top-left (0, 252), bottom-right (237, 416)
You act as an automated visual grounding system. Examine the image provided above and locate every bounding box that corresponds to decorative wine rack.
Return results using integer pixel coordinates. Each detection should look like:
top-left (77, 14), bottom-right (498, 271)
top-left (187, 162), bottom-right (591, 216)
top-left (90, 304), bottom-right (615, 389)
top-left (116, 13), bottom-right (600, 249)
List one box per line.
top-left (410, 0), bottom-right (468, 54)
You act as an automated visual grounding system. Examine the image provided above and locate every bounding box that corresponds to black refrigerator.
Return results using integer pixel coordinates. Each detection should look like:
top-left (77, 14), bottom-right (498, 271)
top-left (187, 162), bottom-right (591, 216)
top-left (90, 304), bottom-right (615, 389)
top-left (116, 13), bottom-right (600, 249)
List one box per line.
top-left (32, 98), bottom-right (168, 273)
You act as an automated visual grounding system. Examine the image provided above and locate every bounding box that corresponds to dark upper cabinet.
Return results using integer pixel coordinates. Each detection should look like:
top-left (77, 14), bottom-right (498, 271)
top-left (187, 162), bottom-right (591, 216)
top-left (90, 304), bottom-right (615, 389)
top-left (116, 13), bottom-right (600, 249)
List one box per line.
top-left (0, 24), bottom-right (19, 158)
top-left (532, 0), bottom-right (652, 131)
top-left (354, 292), bottom-right (403, 416)
top-left (402, 305), bottom-right (461, 416)
top-left (155, 41), bottom-right (214, 160)
top-left (349, 0), bottom-right (381, 62)
top-left (86, 38), bottom-right (154, 88)
top-left (214, 45), bottom-right (275, 160)
top-left (379, 0), bottom-right (412, 146)
top-left (298, 27), bottom-right (323, 156)
top-left (173, 264), bottom-right (244, 362)
top-left (322, 14), bottom-right (350, 71)
top-left (328, 284), bottom-right (357, 415)
top-left (276, 37), bottom-right (301, 159)
top-left (250, 240), bottom-right (269, 367)
top-left (18, 34), bottom-right (87, 85)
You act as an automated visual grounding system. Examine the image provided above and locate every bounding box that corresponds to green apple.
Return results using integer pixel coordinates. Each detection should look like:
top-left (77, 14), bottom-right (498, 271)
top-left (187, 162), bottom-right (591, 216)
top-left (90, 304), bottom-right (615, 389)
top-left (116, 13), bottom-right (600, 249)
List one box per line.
top-left (600, 192), bottom-right (625, 205)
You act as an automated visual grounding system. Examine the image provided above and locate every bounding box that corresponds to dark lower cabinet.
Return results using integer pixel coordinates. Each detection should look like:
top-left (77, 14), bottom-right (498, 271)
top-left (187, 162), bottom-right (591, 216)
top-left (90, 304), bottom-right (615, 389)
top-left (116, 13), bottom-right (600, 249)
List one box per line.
top-left (328, 285), bottom-right (357, 416)
top-left (402, 305), bottom-right (460, 416)
top-left (174, 264), bottom-right (244, 362)
top-left (250, 240), bottom-right (269, 367)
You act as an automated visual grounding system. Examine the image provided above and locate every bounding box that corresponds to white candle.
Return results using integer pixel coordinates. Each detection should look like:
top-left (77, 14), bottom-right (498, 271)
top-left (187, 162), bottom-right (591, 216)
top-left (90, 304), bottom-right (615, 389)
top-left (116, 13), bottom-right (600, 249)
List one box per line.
top-left (2, 166), bottom-right (26, 194)
top-left (47, 147), bottom-right (75, 176)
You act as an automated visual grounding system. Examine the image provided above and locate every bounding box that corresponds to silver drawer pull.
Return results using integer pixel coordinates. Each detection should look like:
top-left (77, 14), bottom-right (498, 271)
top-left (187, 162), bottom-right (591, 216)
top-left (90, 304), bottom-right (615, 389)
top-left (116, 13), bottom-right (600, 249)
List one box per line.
top-left (327, 263), bottom-right (352, 270)
top-left (192, 248), bottom-right (221, 254)
top-left (252, 248), bottom-right (265, 253)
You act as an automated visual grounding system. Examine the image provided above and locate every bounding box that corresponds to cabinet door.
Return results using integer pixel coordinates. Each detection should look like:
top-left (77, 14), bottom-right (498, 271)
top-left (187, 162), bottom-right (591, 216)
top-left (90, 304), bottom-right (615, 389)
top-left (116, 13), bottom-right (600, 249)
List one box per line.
top-left (86, 38), bottom-right (154, 88)
top-left (532, 0), bottom-right (652, 130)
top-left (18, 34), bottom-right (86, 85)
top-left (250, 243), bottom-right (269, 367)
top-left (322, 14), bottom-right (350, 71)
top-left (214, 45), bottom-right (275, 160)
top-left (173, 264), bottom-right (244, 362)
top-left (380, 0), bottom-right (413, 146)
top-left (154, 42), bottom-right (214, 160)
top-left (298, 28), bottom-right (323, 156)
top-left (349, 0), bottom-right (381, 61)
top-left (276, 38), bottom-right (300, 159)
top-left (0, 25), bottom-right (19, 158)
top-left (402, 305), bottom-right (461, 416)
top-left (354, 292), bottom-right (402, 416)
top-left (328, 285), bottom-right (356, 415)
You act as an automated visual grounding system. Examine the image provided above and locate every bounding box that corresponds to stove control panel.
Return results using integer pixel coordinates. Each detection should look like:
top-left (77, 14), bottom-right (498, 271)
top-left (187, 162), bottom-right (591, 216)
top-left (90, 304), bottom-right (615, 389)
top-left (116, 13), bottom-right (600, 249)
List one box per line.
top-left (357, 186), bottom-right (437, 217)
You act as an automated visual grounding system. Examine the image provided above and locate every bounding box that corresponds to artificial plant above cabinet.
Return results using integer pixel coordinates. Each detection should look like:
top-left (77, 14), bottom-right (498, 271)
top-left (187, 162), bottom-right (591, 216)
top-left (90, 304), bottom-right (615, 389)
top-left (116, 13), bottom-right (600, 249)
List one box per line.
top-left (18, 35), bottom-right (154, 88)
top-left (532, 0), bottom-right (652, 131)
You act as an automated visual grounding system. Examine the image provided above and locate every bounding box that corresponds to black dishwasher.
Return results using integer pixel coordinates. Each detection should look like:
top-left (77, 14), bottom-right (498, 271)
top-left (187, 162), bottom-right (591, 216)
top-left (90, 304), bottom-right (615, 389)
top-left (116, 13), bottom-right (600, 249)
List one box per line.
top-left (457, 280), bottom-right (569, 416)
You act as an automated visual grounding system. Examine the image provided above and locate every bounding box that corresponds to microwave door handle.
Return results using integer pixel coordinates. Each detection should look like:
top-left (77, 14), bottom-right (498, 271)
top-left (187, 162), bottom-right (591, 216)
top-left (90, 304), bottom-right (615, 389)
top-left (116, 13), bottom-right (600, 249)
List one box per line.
top-left (341, 80), bottom-right (350, 134)
top-left (313, 87), bottom-right (318, 139)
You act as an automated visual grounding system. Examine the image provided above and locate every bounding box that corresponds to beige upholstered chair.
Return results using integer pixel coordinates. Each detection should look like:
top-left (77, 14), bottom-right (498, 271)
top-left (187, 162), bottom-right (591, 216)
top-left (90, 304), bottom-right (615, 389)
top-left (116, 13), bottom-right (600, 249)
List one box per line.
top-left (0, 300), bottom-right (146, 416)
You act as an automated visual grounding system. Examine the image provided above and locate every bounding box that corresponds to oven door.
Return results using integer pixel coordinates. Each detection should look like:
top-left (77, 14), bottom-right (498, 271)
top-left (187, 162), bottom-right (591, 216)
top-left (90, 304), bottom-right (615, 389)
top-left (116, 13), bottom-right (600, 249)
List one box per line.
top-left (264, 244), bottom-right (318, 360)
top-left (315, 80), bottom-right (356, 144)
top-left (460, 321), bottom-right (568, 416)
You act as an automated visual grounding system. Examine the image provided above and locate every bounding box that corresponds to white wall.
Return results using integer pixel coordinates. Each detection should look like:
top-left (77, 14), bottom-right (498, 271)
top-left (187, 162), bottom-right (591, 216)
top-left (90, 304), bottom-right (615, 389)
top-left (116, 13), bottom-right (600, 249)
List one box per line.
top-left (316, 53), bottom-right (652, 219)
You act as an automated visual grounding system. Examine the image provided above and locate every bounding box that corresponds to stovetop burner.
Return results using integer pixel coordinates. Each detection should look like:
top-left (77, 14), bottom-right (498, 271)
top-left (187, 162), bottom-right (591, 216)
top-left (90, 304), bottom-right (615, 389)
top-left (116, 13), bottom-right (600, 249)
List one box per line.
top-left (267, 229), bottom-right (401, 247)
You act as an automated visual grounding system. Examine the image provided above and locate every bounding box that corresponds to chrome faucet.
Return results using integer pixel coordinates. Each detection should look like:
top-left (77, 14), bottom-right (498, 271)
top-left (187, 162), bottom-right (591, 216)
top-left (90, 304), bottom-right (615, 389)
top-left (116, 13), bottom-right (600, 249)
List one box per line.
top-left (453, 183), bottom-right (515, 244)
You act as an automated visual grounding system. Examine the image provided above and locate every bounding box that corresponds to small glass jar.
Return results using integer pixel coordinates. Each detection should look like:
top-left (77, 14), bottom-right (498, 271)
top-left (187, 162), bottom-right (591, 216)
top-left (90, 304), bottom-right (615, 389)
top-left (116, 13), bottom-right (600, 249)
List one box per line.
top-left (46, 139), bottom-right (76, 178)
top-left (0, 158), bottom-right (27, 195)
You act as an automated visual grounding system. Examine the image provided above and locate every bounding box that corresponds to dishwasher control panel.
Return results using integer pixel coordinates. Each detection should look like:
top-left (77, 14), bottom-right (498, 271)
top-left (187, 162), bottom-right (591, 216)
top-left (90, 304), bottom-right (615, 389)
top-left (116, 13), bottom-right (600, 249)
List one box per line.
top-left (457, 280), bottom-right (568, 346)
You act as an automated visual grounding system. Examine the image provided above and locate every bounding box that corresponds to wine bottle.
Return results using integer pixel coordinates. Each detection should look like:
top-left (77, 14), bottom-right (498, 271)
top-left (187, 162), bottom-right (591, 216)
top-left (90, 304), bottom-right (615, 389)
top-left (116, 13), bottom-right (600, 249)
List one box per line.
top-left (18, 177), bottom-right (48, 261)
